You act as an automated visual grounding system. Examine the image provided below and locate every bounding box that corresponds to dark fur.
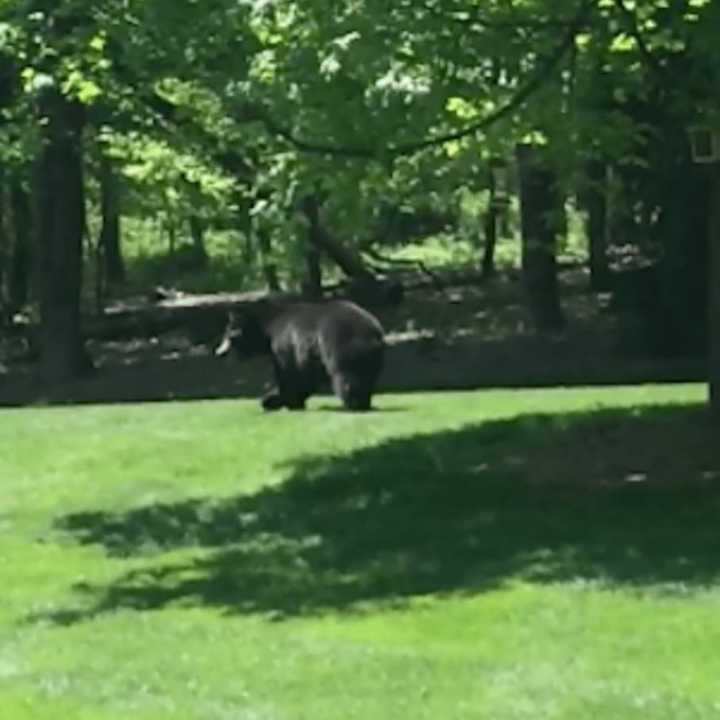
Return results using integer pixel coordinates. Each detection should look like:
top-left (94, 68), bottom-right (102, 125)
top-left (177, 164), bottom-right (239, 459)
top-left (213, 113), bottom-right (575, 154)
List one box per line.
top-left (217, 299), bottom-right (385, 411)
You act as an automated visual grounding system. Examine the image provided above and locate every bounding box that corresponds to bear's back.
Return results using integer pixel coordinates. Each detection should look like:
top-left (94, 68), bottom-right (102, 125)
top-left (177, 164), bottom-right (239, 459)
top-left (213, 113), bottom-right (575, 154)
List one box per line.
top-left (262, 299), bottom-right (383, 340)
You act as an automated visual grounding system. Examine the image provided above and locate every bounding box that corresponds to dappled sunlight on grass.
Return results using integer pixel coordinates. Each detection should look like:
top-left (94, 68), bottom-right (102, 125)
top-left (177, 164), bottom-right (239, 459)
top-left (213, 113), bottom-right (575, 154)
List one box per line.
top-left (48, 401), bottom-right (720, 623)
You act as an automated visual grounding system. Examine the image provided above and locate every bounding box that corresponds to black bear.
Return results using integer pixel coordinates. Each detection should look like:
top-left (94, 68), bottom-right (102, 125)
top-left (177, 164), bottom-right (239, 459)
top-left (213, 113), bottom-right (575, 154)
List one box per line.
top-left (215, 299), bottom-right (385, 411)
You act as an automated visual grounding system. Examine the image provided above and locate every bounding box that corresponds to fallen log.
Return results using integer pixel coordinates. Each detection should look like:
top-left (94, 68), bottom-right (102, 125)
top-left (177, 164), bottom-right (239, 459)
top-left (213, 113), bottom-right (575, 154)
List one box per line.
top-left (83, 289), bottom-right (297, 344)
top-left (7, 263), bottom-right (488, 350)
top-left (80, 279), bottom-right (404, 344)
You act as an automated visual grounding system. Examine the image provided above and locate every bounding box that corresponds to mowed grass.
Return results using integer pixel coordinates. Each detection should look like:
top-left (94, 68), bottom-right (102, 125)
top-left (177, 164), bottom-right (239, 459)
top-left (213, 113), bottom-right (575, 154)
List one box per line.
top-left (1, 384), bottom-right (720, 719)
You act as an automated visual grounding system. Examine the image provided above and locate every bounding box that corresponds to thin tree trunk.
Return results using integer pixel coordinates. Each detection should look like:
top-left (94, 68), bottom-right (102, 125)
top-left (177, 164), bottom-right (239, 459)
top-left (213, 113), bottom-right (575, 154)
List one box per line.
top-left (303, 245), bottom-right (323, 299)
top-left (257, 227), bottom-right (280, 291)
top-left (498, 203), bottom-right (512, 238)
top-left (167, 220), bottom-right (176, 255)
top-left (9, 179), bottom-right (32, 312)
top-left (99, 154), bottom-right (125, 284)
top-left (482, 172), bottom-right (498, 278)
top-left (36, 89), bottom-right (92, 382)
top-left (584, 159), bottom-right (611, 290)
top-left (234, 196), bottom-right (254, 265)
top-left (605, 164), bottom-right (632, 254)
top-left (708, 165), bottom-right (720, 420)
top-left (188, 214), bottom-right (208, 267)
top-left (0, 170), bottom-right (7, 313)
top-left (299, 193), bottom-right (323, 298)
top-left (516, 143), bottom-right (565, 332)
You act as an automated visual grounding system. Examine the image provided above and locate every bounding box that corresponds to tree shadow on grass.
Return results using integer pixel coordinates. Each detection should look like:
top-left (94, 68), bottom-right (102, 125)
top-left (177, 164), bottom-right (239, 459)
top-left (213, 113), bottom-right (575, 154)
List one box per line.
top-left (45, 402), bottom-right (720, 624)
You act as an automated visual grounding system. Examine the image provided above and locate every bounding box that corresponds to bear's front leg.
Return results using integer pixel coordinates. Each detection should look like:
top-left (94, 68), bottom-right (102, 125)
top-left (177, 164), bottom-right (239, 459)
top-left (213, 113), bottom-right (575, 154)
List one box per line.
top-left (332, 373), bottom-right (372, 411)
top-left (261, 389), bottom-right (306, 411)
top-left (261, 389), bottom-right (285, 411)
top-left (269, 354), bottom-right (308, 411)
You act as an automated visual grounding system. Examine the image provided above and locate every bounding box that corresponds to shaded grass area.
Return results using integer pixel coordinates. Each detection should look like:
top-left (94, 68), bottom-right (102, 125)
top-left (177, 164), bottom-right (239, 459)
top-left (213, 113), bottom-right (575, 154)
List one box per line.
top-left (50, 397), bottom-right (720, 622)
top-left (2, 385), bottom-right (720, 719)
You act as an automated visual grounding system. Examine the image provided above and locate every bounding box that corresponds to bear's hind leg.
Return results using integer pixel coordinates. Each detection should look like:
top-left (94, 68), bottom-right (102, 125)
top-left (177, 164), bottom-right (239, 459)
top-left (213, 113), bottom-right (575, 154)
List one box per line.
top-left (346, 390), bottom-right (372, 412)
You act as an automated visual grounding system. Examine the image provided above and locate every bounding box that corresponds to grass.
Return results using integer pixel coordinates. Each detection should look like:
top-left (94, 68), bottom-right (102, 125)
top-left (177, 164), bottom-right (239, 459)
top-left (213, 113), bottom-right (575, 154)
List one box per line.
top-left (1, 384), bottom-right (719, 718)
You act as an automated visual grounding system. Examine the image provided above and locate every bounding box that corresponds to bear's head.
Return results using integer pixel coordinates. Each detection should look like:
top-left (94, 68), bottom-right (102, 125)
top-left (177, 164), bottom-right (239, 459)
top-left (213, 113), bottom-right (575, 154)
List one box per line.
top-left (215, 310), bottom-right (269, 358)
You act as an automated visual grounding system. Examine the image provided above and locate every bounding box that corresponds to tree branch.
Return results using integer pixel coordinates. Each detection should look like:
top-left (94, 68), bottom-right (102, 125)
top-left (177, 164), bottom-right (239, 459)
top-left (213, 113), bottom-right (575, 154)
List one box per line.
top-left (252, 0), bottom-right (593, 160)
top-left (613, 0), bottom-right (668, 79)
top-left (417, 2), bottom-right (586, 33)
top-left (391, 0), bottom-right (591, 156)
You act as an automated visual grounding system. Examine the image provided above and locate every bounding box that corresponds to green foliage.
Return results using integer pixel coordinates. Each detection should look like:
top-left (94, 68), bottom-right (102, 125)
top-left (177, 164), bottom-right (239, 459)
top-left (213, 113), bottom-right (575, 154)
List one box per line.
top-left (1, 0), bottom-right (719, 287)
top-left (117, 218), bottom-right (261, 294)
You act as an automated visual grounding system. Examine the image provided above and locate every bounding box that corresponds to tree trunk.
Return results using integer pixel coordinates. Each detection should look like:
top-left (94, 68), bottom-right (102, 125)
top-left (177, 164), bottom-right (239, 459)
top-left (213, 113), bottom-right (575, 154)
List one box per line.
top-left (584, 159), bottom-right (611, 290)
top-left (605, 164), bottom-right (635, 254)
top-left (0, 171), bottom-right (7, 312)
top-left (708, 165), bottom-right (720, 419)
top-left (188, 214), bottom-right (208, 267)
top-left (167, 220), bottom-right (176, 255)
top-left (299, 194), bottom-right (372, 279)
top-left (516, 143), bottom-right (565, 332)
top-left (299, 194), bottom-right (323, 298)
top-left (9, 179), bottom-right (32, 312)
top-left (233, 196), bottom-right (254, 265)
top-left (257, 227), bottom-right (280, 291)
top-left (36, 89), bottom-right (92, 382)
top-left (303, 245), bottom-right (323, 299)
top-left (498, 205), bottom-right (511, 238)
top-left (99, 154), bottom-right (125, 284)
top-left (482, 172), bottom-right (498, 278)
top-left (315, 227), bottom-right (372, 278)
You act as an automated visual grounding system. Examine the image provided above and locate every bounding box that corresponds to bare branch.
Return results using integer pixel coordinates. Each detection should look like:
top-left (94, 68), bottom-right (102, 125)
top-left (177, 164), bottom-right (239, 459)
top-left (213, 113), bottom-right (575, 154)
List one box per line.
top-left (256, 112), bottom-right (374, 159)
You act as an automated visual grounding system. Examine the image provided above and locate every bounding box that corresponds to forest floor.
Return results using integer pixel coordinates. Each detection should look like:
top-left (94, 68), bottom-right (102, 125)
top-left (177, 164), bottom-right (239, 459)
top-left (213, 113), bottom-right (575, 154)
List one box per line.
top-left (0, 267), bottom-right (706, 407)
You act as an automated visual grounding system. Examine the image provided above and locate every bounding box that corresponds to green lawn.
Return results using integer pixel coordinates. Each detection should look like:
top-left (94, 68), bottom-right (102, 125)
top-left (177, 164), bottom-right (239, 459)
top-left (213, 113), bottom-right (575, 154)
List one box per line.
top-left (1, 384), bottom-right (719, 719)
